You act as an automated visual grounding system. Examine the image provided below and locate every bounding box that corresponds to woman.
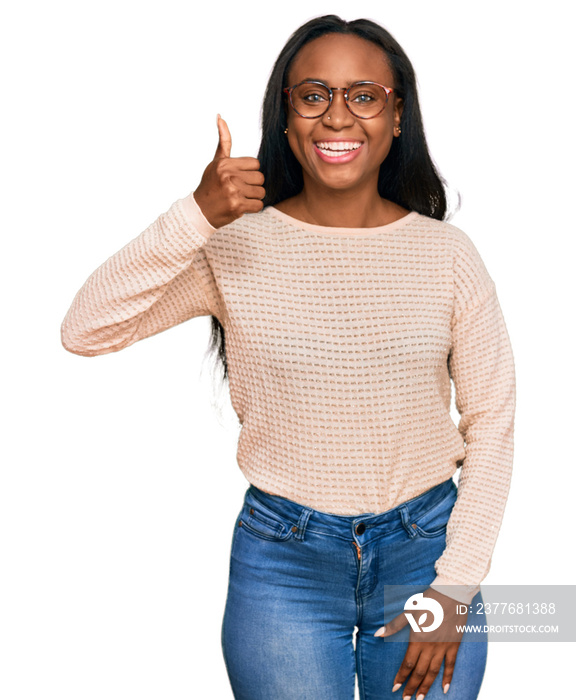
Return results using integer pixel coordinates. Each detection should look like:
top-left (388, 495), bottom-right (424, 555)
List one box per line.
top-left (61, 14), bottom-right (515, 700)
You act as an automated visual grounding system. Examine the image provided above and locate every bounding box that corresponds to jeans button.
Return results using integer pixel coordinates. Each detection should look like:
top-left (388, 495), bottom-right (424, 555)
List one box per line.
top-left (355, 522), bottom-right (366, 535)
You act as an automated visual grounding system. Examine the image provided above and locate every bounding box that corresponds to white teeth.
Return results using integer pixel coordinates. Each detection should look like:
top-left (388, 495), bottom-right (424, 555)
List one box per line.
top-left (316, 141), bottom-right (362, 151)
top-left (318, 148), bottom-right (353, 157)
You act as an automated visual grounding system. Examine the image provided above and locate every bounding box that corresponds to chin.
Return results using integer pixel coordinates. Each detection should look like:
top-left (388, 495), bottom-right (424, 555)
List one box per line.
top-left (317, 173), bottom-right (369, 192)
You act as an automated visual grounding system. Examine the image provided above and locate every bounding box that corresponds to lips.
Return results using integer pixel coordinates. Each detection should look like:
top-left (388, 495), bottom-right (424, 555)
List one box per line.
top-left (312, 140), bottom-right (364, 164)
top-left (314, 140), bottom-right (363, 157)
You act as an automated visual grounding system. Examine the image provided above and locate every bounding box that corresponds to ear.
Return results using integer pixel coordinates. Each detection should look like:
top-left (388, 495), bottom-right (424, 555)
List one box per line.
top-left (394, 96), bottom-right (404, 134)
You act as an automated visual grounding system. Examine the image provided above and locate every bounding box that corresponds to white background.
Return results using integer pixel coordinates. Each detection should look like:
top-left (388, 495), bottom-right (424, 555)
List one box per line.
top-left (1, 0), bottom-right (574, 698)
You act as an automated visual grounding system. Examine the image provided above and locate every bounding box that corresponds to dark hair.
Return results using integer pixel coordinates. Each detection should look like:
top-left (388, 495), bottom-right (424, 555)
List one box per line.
top-left (205, 14), bottom-right (452, 406)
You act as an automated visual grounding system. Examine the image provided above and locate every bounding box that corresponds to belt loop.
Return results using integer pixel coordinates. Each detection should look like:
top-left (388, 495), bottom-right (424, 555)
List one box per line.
top-left (294, 507), bottom-right (313, 541)
top-left (399, 505), bottom-right (417, 539)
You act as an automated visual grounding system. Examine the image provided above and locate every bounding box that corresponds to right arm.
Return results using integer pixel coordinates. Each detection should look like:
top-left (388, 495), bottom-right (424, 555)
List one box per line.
top-left (60, 194), bottom-right (218, 356)
top-left (61, 116), bottom-right (265, 357)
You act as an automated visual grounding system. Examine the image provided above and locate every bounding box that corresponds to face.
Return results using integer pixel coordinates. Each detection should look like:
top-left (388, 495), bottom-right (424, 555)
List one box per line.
top-left (285, 33), bottom-right (403, 195)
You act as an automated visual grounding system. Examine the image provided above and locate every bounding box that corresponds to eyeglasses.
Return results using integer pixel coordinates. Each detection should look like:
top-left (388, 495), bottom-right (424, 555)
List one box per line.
top-left (283, 80), bottom-right (394, 120)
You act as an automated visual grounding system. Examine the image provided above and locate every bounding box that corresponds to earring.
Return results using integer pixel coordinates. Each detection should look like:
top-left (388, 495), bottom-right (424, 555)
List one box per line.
top-left (396, 125), bottom-right (402, 135)
top-left (284, 127), bottom-right (288, 134)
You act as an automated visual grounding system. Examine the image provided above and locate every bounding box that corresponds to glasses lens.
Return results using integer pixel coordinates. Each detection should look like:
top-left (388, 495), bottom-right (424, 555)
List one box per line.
top-left (346, 83), bottom-right (388, 118)
top-left (291, 82), bottom-right (331, 117)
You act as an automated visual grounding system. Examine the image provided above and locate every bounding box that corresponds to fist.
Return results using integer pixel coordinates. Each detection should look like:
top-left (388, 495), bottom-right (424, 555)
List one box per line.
top-left (193, 115), bottom-right (266, 229)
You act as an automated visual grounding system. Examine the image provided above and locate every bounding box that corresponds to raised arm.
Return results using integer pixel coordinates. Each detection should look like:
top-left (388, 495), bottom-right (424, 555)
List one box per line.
top-left (61, 116), bottom-right (265, 357)
top-left (60, 194), bottom-right (218, 356)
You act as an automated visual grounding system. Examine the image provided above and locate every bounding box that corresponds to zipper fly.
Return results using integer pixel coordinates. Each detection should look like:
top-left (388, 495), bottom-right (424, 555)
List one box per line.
top-left (353, 541), bottom-right (362, 560)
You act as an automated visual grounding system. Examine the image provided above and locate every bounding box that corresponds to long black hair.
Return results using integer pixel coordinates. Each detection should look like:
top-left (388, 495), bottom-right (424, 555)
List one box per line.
top-left (205, 14), bottom-right (451, 405)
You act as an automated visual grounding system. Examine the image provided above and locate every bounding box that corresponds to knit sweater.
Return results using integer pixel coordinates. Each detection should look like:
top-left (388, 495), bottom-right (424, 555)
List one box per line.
top-left (61, 192), bottom-right (516, 605)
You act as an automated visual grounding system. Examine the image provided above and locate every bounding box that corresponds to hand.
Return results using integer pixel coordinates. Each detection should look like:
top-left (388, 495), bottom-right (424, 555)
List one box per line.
top-left (193, 115), bottom-right (266, 229)
top-left (375, 587), bottom-right (468, 698)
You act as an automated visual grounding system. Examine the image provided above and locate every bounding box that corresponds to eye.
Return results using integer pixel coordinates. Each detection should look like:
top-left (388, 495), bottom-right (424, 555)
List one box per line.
top-left (301, 90), bottom-right (329, 103)
top-left (292, 83), bottom-right (331, 105)
top-left (354, 93), bottom-right (374, 103)
top-left (350, 90), bottom-right (377, 103)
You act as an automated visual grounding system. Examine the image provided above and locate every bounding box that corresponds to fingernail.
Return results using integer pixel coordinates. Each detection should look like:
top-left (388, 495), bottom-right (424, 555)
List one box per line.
top-left (374, 626), bottom-right (386, 636)
top-left (417, 695), bottom-right (425, 700)
top-left (403, 695), bottom-right (411, 700)
top-left (392, 683), bottom-right (402, 692)
top-left (443, 683), bottom-right (450, 694)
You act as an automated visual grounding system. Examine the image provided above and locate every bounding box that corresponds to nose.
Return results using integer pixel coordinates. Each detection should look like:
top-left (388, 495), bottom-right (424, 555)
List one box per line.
top-left (322, 89), bottom-right (354, 128)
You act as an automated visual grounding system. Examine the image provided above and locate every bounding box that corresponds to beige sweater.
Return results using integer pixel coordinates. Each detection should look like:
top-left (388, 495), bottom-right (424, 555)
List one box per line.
top-left (61, 192), bottom-right (515, 604)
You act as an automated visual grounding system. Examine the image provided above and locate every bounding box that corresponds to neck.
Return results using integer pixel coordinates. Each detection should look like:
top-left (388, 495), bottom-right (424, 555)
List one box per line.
top-left (283, 180), bottom-right (406, 228)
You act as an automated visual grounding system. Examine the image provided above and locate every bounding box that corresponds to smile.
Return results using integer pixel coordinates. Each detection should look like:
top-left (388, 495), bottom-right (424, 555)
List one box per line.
top-left (314, 141), bottom-right (363, 157)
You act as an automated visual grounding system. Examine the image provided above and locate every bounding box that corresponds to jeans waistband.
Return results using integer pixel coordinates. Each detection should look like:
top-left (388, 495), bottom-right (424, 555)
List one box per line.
top-left (245, 478), bottom-right (457, 544)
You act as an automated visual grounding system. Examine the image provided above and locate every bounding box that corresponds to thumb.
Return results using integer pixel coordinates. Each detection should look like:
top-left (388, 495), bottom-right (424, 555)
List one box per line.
top-left (214, 114), bottom-right (232, 159)
top-left (374, 611), bottom-right (408, 638)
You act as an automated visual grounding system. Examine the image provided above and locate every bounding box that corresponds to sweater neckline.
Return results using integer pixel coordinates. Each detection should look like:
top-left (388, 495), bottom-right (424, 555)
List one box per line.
top-left (265, 206), bottom-right (420, 237)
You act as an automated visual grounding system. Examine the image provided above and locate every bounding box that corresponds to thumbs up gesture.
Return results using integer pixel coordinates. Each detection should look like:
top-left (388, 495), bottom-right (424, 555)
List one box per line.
top-left (193, 115), bottom-right (266, 229)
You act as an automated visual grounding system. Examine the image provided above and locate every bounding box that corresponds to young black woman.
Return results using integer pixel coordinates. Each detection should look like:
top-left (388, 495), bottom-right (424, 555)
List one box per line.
top-left (62, 15), bottom-right (515, 700)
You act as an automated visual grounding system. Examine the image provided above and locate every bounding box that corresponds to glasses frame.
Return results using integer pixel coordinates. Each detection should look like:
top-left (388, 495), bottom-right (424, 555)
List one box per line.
top-left (283, 80), bottom-right (394, 120)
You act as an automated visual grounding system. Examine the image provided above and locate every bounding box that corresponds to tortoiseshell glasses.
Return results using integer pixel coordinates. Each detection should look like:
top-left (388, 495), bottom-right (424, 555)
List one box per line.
top-left (283, 80), bottom-right (394, 120)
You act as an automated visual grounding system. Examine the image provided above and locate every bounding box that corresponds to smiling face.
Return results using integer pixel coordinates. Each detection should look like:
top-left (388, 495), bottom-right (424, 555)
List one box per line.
top-left (285, 33), bottom-right (403, 197)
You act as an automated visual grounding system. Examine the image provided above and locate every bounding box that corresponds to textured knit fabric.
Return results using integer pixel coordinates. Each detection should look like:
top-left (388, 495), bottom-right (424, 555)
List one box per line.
top-left (61, 192), bottom-right (516, 604)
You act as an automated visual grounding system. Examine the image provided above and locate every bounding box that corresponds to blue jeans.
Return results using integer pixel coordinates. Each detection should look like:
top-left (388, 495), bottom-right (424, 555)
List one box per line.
top-left (221, 478), bottom-right (487, 699)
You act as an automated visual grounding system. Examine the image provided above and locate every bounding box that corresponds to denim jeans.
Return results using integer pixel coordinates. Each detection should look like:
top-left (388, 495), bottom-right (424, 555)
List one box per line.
top-left (221, 478), bottom-right (487, 699)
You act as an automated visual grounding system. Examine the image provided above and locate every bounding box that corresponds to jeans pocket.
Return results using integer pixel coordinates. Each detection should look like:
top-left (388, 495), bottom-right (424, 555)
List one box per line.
top-left (410, 487), bottom-right (457, 538)
top-left (238, 498), bottom-right (296, 542)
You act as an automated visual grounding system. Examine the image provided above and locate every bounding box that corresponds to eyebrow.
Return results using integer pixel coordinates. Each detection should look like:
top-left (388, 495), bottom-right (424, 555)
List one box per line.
top-left (295, 77), bottom-right (378, 85)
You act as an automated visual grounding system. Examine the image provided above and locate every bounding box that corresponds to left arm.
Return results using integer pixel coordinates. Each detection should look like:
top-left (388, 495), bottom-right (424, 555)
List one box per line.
top-left (377, 232), bottom-right (516, 698)
top-left (430, 277), bottom-right (516, 604)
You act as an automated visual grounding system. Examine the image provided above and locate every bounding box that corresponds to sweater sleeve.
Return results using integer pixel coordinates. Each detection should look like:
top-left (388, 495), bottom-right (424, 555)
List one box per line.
top-left (429, 232), bottom-right (516, 605)
top-left (61, 193), bottom-right (219, 357)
